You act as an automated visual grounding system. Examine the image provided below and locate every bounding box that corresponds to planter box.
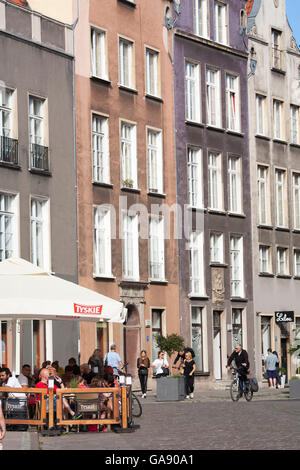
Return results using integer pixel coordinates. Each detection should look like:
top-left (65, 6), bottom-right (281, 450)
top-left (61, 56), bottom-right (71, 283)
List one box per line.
top-left (289, 379), bottom-right (300, 398)
top-left (156, 376), bottom-right (185, 401)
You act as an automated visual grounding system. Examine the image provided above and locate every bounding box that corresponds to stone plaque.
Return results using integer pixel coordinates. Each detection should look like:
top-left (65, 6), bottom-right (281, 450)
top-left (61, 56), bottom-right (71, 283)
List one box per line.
top-left (212, 267), bottom-right (225, 305)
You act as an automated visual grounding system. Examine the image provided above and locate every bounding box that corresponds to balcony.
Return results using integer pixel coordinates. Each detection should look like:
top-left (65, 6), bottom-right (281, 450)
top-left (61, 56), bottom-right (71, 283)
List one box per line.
top-left (0, 136), bottom-right (18, 166)
top-left (30, 143), bottom-right (49, 172)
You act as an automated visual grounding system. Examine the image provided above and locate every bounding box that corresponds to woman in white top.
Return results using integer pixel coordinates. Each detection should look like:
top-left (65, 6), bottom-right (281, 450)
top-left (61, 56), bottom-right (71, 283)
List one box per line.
top-left (152, 351), bottom-right (169, 378)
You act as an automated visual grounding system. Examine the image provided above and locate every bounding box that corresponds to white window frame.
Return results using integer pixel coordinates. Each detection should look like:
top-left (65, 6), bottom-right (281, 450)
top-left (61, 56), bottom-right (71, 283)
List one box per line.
top-left (0, 192), bottom-right (19, 262)
top-left (187, 147), bottom-right (203, 209)
top-left (94, 205), bottom-right (112, 278)
top-left (208, 151), bottom-right (223, 210)
top-left (185, 60), bottom-right (201, 123)
top-left (226, 74), bottom-right (240, 132)
top-left (147, 128), bottom-right (163, 194)
top-left (30, 197), bottom-right (51, 271)
top-left (293, 172), bottom-right (300, 230)
top-left (257, 165), bottom-right (269, 226)
top-left (122, 212), bottom-right (139, 281)
top-left (119, 37), bottom-right (134, 89)
top-left (91, 28), bottom-right (108, 80)
top-left (228, 156), bottom-right (242, 214)
top-left (149, 216), bottom-right (165, 282)
top-left (273, 99), bottom-right (283, 140)
top-left (259, 245), bottom-right (271, 274)
top-left (275, 168), bottom-right (286, 228)
top-left (272, 29), bottom-right (283, 70)
top-left (210, 232), bottom-right (224, 264)
top-left (206, 67), bottom-right (221, 128)
top-left (92, 114), bottom-right (110, 184)
top-left (29, 96), bottom-right (45, 146)
top-left (0, 87), bottom-right (13, 138)
top-left (145, 48), bottom-right (160, 97)
top-left (230, 235), bottom-right (244, 298)
top-left (120, 121), bottom-right (138, 188)
top-left (277, 247), bottom-right (289, 276)
top-left (214, 1), bottom-right (228, 45)
top-left (294, 249), bottom-right (300, 277)
top-left (256, 94), bottom-right (266, 136)
top-left (189, 230), bottom-right (205, 296)
top-left (291, 105), bottom-right (299, 145)
top-left (193, 0), bottom-right (209, 38)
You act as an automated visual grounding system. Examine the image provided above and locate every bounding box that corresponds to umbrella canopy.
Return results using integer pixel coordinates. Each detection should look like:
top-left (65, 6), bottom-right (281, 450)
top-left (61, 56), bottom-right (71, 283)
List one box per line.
top-left (0, 258), bottom-right (126, 323)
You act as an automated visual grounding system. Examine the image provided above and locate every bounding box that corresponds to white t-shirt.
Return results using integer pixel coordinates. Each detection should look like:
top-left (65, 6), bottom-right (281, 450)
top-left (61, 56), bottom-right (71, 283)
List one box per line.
top-left (152, 358), bottom-right (169, 375)
top-left (18, 373), bottom-right (28, 387)
top-left (5, 377), bottom-right (26, 398)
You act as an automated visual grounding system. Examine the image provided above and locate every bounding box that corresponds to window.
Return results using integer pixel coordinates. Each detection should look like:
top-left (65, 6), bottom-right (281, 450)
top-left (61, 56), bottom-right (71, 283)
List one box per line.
top-left (208, 151), bottom-right (223, 210)
top-left (122, 212), bottom-right (139, 280)
top-left (30, 198), bottom-right (50, 270)
top-left (149, 217), bottom-right (165, 281)
top-left (0, 193), bottom-right (17, 262)
top-left (256, 94), bottom-right (266, 136)
top-left (272, 29), bottom-right (283, 70)
top-left (92, 115), bottom-right (109, 184)
top-left (187, 147), bottom-right (203, 208)
top-left (94, 206), bottom-right (112, 277)
top-left (228, 156), bottom-right (242, 214)
top-left (291, 105), bottom-right (299, 144)
top-left (273, 99), bottom-right (283, 140)
top-left (189, 231), bottom-right (205, 295)
top-left (261, 316), bottom-right (271, 359)
top-left (294, 250), bottom-right (300, 277)
top-left (152, 309), bottom-right (162, 364)
top-left (293, 173), bottom-right (300, 230)
top-left (146, 48), bottom-right (160, 97)
top-left (191, 307), bottom-right (203, 371)
top-left (230, 235), bottom-right (244, 298)
top-left (210, 232), bottom-right (224, 264)
top-left (119, 37), bottom-right (134, 88)
top-left (206, 68), bottom-right (221, 127)
top-left (232, 309), bottom-right (243, 348)
top-left (185, 61), bottom-right (201, 123)
top-left (120, 121), bottom-right (137, 188)
top-left (29, 96), bottom-right (48, 171)
top-left (259, 245), bottom-right (271, 274)
top-left (0, 87), bottom-right (17, 165)
top-left (277, 247), bottom-right (289, 276)
top-left (275, 169), bottom-right (286, 227)
top-left (214, 1), bottom-right (227, 45)
top-left (226, 74), bottom-right (240, 132)
top-left (147, 128), bottom-right (163, 194)
top-left (193, 0), bottom-right (208, 38)
top-left (257, 165), bottom-right (269, 225)
top-left (91, 28), bottom-right (108, 80)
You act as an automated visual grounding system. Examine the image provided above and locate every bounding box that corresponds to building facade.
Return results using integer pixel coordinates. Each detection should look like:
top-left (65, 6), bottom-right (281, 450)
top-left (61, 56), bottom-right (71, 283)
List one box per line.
top-left (0, 0), bottom-right (78, 372)
top-left (248, 0), bottom-right (300, 381)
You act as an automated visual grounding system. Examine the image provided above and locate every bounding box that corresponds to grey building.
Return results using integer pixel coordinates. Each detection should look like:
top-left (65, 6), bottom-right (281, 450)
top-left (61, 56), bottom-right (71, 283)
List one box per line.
top-left (0, 0), bottom-right (78, 372)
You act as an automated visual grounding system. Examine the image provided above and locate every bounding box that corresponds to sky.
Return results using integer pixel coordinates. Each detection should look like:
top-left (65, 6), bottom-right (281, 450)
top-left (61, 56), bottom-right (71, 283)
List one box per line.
top-left (286, 0), bottom-right (300, 47)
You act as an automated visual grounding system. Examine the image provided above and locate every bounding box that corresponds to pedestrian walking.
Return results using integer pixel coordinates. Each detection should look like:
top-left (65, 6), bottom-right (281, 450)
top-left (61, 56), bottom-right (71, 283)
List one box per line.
top-left (137, 350), bottom-right (150, 398)
top-left (0, 400), bottom-right (5, 451)
top-left (152, 351), bottom-right (169, 378)
top-left (88, 348), bottom-right (104, 377)
top-left (181, 351), bottom-right (196, 399)
top-left (265, 348), bottom-right (278, 388)
top-left (104, 344), bottom-right (123, 377)
top-left (272, 351), bottom-right (280, 389)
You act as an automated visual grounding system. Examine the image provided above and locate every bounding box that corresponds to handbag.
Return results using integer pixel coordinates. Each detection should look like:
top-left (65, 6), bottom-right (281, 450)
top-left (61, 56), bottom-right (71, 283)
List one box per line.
top-left (162, 367), bottom-right (170, 376)
top-left (139, 368), bottom-right (148, 376)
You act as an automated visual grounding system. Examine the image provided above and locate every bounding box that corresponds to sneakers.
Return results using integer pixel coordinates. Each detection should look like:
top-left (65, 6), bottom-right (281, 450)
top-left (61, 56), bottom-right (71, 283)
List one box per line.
top-left (142, 393), bottom-right (146, 398)
top-left (61, 426), bottom-right (69, 435)
top-left (72, 412), bottom-right (83, 420)
top-left (189, 393), bottom-right (194, 399)
top-left (185, 395), bottom-right (190, 399)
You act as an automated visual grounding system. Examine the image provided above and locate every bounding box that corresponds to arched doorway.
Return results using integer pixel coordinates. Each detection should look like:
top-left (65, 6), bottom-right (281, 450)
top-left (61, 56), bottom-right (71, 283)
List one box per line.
top-left (123, 304), bottom-right (141, 378)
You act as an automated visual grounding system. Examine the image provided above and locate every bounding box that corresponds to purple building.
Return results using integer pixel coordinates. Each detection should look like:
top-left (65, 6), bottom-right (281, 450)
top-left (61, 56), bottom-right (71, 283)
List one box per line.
top-left (172, 0), bottom-right (254, 385)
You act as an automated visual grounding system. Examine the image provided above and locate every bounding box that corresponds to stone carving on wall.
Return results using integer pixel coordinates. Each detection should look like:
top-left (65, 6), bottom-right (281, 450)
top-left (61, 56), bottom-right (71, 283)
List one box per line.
top-left (273, 0), bottom-right (279, 7)
top-left (212, 268), bottom-right (225, 305)
top-left (290, 37), bottom-right (299, 53)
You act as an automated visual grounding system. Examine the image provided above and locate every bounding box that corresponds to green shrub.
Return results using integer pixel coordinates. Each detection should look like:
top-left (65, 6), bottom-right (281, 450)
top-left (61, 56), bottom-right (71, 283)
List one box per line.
top-left (155, 333), bottom-right (185, 358)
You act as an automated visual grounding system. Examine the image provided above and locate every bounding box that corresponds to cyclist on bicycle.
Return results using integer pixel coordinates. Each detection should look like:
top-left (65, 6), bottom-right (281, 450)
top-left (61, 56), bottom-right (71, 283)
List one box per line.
top-left (226, 344), bottom-right (249, 396)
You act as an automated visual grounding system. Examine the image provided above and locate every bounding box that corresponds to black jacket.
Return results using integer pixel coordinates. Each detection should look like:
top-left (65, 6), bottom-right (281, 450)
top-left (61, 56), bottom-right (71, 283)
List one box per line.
top-left (88, 357), bottom-right (104, 376)
top-left (174, 347), bottom-right (195, 365)
top-left (227, 349), bottom-right (249, 370)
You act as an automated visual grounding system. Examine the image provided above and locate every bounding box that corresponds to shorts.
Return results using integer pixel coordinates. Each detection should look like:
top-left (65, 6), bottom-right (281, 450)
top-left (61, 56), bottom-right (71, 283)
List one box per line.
top-left (267, 370), bottom-right (276, 379)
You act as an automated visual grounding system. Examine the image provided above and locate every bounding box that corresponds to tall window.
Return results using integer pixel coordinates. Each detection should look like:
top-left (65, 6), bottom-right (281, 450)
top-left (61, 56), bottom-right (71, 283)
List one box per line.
top-left (272, 29), bottom-right (283, 70)
top-left (259, 245), bottom-right (271, 274)
top-left (232, 309), bottom-right (243, 347)
top-left (94, 206), bottom-right (112, 277)
top-left (147, 128), bottom-right (163, 194)
top-left (0, 193), bottom-right (16, 261)
top-left (210, 232), bottom-right (224, 264)
top-left (256, 94), bottom-right (266, 136)
top-left (257, 165), bottom-right (269, 225)
top-left (187, 147), bottom-right (203, 208)
top-left (29, 96), bottom-right (48, 171)
top-left (149, 217), bottom-right (165, 281)
top-left (293, 173), bottom-right (300, 229)
top-left (119, 38), bottom-right (134, 88)
top-left (193, 0), bottom-right (208, 38)
top-left (273, 100), bottom-right (283, 140)
top-left (191, 307), bottom-right (203, 371)
top-left (92, 115), bottom-right (109, 184)
top-left (291, 105), bottom-right (299, 145)
top-left (226, 74), bottom-right (240, 132)
top-left (189, 231), bottom-right (205, 295)
top-left (294, 250), bottom-right (300, 277)
top-left (214, 1), bottom-right (227, 45)
top-left (122, 212), bottom-right (139, 280)
top-left (120, 121), bottom-right (137, 188)
top-left (206, 68), bottom-right (221, 127)
top-left (31, 198), bottom-right (50, 270)
top-left (261, 316), bottom-right (271, 358)
top-left (185, 61), bottom-right (201, 122)
top-left (0, 88), bottom-right (12, 137)
top-left (277, 247), bottom-right (288, 276)
top-left (152, 309), bottom-right (162, 363)
top-left (146, 48), bottom-right (159, 97)
top-left (275, 169), bottom-right (286, 227)
top-left (230, 235), bottom-right (244, 298)
top-left (91, 28), bottom-right (108, 80)
top-left (208, 152), bottom-right (223, 210)
top-left (228, 156), bottom-right (242, 214)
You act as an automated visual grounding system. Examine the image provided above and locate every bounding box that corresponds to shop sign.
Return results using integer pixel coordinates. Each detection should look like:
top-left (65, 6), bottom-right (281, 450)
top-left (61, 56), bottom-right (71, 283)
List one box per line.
top-left (275, 311), bottom-right (294, 323)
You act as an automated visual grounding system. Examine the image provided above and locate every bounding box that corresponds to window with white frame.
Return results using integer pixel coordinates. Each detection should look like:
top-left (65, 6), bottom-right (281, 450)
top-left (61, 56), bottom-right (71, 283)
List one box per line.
top-left (293, 173), bottom-right (300, 230)
top-left (226, 74), bottom-right (240, 132)
top-left (189, 231), bottom-right (205, 295)
top-left (232, 309), bottom-right (243, 347)
top-left (273, 99), bottom-right (283, 140)
top-left (193, 0), bottom-right (208, 38)
top-left (277, 247), bottom-right (289, 276)
top-left (0, 193), bottom-right (17, 262)
top-left (272, 29), bottom-right (283, 70)
top-left (120, 121), bottom-right (137, 188)
top-left (185, 61), bottom-right (201, 122)
top-left (122, 212), bottom-right (139, 280)
top-left (91, 28), bottom-right (108, 80)
top-left (119, 37), bottom-right (134, 88)
top-left (191, 307), bottom-right (203, 371)
top-left (31, 198), bottom-right (50, 270)
top-left (257, 165), bottom-right (269, 225)
top-left (294, 249), bottom-right (300, 277)
top-left (256, 94), bottom-right (266, 136)
top-left (230, 235), bottom-right (244, 297)
top-left (208, 151), bottom-right (223, 210)
top-left (29, 96), bottom-right (44, 146)
top-left (210, 232), bottom-right (224, 264)
top-left (146, 48), bottom-right (160, 97)
top-left (92, 114), bottom-right (109, 184)
top-left (275, 169), bottom-right (286, 227)
top-left (214, 1), bottom-right (227, 45)
top-left (187, 147), bottom-right (203, 208)
top-left (0, 88), bottom-right (13, 137)
top-left (259, 245), bottom-right (271, 274)
top-left (147, 128), bottom-right (163, 194)
top-left (228, 156), bottom-right (242, 214)
top-left (94, 206), bottom-right (112, 277)
top-left (149, 217), bottom-right (165, 281)
top-left (291, 105), bottom-right (299, 145)
top-left (206, 68), bottom-right (221, 127)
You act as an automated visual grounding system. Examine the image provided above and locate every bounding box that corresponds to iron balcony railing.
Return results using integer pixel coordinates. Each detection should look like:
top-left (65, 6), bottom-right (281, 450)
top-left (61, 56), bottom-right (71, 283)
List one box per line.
top-left (0, 136), bottom-right (18, 165)
top-left (30, 142), bottom-right (49, 172)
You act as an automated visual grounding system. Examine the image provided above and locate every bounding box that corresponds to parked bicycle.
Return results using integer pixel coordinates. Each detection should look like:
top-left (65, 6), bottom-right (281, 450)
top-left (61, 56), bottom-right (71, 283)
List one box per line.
top-left (230, 367), bottom-right (253, 402)
top-left (115, 362), bottom-right (142, 418)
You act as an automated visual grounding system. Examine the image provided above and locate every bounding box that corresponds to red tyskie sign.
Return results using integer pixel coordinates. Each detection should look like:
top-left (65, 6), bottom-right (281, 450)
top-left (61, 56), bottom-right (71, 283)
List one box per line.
top-left (74, 303), bottom-right (103, 315)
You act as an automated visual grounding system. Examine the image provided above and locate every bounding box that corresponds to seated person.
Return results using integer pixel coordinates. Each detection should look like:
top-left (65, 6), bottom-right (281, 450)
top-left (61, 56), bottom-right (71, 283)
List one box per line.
top-left (61, 366), bottom-right (75, 387)
top-left (18, 364), bottom-right (34, 388)
top-left (51, 361), bottom-right (64, 377)
top-left (0, 367), bottom-right (26, 398)
top-left (80, 363), bottom-right (95, 385)
top-left (68, 358), bottom-right (80, 376)
top-left (99, 373), bottom-right (120, 428)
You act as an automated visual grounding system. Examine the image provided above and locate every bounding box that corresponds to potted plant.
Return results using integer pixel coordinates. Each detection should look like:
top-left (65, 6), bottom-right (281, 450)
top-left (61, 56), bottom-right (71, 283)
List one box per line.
top-left (123, 178), bottom-right (134, 188)
top-left (154, 333), bottom-right (186, 401)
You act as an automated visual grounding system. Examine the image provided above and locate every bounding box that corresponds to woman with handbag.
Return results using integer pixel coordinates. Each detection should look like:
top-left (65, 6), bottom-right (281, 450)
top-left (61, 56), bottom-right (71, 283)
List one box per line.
top-left (137, 350), bottom-right (150, 398)
top-left (152, 351), bottom-right (169, 379)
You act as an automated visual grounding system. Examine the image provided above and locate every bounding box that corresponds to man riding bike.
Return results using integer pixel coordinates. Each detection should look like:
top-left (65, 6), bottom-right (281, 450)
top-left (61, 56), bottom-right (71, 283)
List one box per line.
top-left (226, 343), bottom-right (249, 397)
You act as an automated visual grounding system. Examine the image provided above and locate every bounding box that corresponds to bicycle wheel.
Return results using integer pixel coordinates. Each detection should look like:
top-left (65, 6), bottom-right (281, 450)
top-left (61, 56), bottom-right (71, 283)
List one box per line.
top-left (244, 382), bottom-right (253, 402)
top-left (131, 393), bottom-right (142, 418)
top-left (230, 379), bottom-right (241, 402)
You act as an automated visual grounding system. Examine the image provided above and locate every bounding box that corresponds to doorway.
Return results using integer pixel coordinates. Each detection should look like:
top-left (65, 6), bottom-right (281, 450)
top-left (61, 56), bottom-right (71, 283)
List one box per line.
top-left (281, 338), bottom-right (288, 381)
top-left (213, 311), bottom-right (222, 380)
top-left (123, 304), bottom-right (141, 378)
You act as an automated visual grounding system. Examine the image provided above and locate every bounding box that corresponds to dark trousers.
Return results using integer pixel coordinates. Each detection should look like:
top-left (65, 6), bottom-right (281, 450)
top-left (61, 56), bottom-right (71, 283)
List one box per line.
top-left (184, 375), bottom-right (194, 395)
top-left (138, 372), bottom-right (148, 394)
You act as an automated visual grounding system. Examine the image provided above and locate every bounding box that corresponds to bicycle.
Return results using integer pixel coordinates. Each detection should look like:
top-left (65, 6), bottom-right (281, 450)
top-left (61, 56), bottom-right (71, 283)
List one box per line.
top-left (230, 367), bottom-right (253, 402)
top-left (115, 362), bottom-right (142, 418)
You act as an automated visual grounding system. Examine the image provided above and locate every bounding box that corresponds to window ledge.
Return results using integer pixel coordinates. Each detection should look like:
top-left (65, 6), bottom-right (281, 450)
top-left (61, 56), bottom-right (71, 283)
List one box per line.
top-left (273, 138), bottom-right (288, 145)
top-left (147, 191), bottom-right (166, 198)
top-left (118, 84), bottom-right (138, 94)
top-left (93, 181), bottom-right (113, 189)
top-left (207, 209), bottom-right (226, 216)
top-left (206, 125), bottom-right (225, 133)
top-left (149, 279), bottom-right (168, 285)
top-left (194, 371), bottom-right (210, 377)
top-left (255, 134), bottom-right (271, 141)
top-left (294, 276), bottom-right (300, 280)
top-left (145, 94), bottom-right (163, 103)
top-left (210, 263), bottom-right (228, 268)
top-left (121, 186), bottom-right (141, 194)
top-left (227, 211), bottom-right (246, 219)
top-left (185, 120), bottom-right (204, 128)
top-left (231, 297), bottom-right (248, 303)
top-left (276, 274), bottom-right (292, 279)
top-left (290, 142), bottom-right (300, 149)
top-left (275, 226), bottom-right (290, 232)
top-left (118, 0), bottom-right (136, 7)
top-left (0, 162), bottom-right (21, 171)
top-left (186, 205), bottom-right (206, 212)
top-left (119, 280), bottom-right (149, 289)
top-left (188, 294), bottom-right (209, 300)
top-left (29, 168), bottom-right (52, 177)
top-left (226, 130), bottom-right (244, 137)
top-left (93, 275), bottom-right (116, 281)
top-left (90, 75), bottom-right (111, 86)
top-left (258, 224), bottom-right (273, 230)
top-left (292, 229), bottom-right (300, 234)
top-left (258, 272), bottom-right (275, 278)
top-left (271, 67), bottom-right (286, 76)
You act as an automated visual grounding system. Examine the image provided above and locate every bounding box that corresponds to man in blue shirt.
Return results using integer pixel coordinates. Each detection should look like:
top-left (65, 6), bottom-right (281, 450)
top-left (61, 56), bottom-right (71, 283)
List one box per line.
top-left (104, 344), bottom-right (123, 377)
top-left (265, 348), bottom-right (278, 388)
